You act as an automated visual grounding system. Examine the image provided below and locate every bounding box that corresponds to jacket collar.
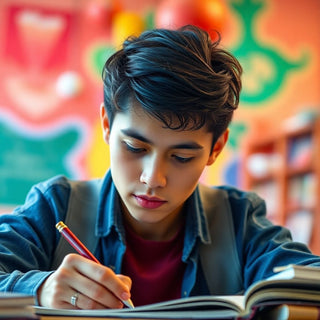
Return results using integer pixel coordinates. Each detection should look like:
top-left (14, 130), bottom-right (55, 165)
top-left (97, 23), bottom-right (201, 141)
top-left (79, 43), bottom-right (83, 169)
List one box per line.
top-left (96, 170), bottom-right (124, 238)
top-left (182, 186), bottom-right (210, 261)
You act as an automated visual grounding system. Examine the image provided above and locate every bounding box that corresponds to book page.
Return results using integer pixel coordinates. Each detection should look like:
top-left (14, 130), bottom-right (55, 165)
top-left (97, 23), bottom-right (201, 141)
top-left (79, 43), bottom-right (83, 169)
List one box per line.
top-left (34, 295), bottom-right (246, 318)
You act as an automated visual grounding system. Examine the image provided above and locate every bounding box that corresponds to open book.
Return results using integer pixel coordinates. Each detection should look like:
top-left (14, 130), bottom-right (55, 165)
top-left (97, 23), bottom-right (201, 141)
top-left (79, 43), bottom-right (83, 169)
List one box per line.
top-left (34, 265), bottom-right (320, 320)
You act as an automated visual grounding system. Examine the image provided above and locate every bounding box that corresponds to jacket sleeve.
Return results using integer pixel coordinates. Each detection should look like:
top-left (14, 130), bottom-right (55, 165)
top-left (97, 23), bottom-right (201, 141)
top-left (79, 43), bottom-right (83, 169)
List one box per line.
top-left (0, 176), bottom-right (70, 296)
top-left (227, 187), bottom-right (320, 290)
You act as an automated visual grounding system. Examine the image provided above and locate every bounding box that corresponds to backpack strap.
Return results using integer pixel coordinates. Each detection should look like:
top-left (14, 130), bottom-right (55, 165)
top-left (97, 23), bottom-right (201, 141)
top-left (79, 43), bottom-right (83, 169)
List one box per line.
top-left (198, 184), bottom-right (243, 294)
top-left (51, 180), bottom-right (242, 294)
top-left (51, 179), bottom-right (102, 269)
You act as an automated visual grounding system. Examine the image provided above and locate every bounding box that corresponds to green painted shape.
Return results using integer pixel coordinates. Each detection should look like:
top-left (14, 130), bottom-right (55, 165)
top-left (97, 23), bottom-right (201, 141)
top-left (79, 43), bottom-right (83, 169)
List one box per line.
top-left (91, 45), bottom-right (115, 77)
top-left (228, 121), bottom-right (247, 150)
top-left (230, 0), bottom-right (309, 105)
top-left (145, 10), bottom-right (155, 30)
top-left (0, 120), bottom-right (80, 205)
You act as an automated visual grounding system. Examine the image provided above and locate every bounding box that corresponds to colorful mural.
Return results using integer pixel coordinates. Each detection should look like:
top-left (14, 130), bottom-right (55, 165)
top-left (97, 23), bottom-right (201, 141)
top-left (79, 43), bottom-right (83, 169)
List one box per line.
top-left (231, 0), bottom-right (309, 104)
top-left (0, 0), bottom-right (319, 207)
top-left (203, 0), bottom-right (320, 187)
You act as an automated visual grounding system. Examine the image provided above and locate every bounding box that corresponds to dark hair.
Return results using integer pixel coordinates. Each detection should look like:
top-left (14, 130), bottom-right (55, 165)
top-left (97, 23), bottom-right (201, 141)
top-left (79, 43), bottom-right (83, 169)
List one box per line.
top-left (102, 25), bottom-right (242, 145)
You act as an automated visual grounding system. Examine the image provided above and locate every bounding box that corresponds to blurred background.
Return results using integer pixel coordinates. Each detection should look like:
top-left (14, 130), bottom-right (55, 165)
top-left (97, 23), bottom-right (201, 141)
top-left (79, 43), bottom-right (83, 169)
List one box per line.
top-left (0, 0), bottom-right (319, 252)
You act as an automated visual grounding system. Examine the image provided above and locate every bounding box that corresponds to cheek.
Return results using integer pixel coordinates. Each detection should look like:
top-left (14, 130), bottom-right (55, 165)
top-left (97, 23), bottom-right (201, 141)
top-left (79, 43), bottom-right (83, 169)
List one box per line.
top-left (171, 163), bottom-right (205, 190)
top-left (110, 147), bottom-right (140, 181)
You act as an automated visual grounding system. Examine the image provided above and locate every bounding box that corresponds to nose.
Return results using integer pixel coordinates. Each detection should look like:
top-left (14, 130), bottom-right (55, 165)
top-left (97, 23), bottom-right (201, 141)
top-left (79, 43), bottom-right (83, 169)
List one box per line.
top-left (140, 155), bottom-right (167, 189)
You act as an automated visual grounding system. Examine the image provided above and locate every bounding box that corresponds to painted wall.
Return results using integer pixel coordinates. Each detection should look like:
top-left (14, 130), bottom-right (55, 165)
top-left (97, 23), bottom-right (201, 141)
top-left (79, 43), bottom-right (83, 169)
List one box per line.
top-left (0, 0), bottom-right (319, 208)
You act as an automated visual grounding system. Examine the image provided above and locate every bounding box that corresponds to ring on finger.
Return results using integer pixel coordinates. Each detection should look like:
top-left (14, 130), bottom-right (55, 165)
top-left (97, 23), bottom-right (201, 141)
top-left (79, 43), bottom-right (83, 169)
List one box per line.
top-left (70, 292), bottom-right (79, 307)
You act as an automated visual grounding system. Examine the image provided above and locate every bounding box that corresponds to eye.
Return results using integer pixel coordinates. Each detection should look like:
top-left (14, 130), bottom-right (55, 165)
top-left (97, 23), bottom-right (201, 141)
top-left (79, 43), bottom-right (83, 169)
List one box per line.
top-left (123, 141), bottom-right (145, 153)
top-left (173, 155), bottom-right (194, 163)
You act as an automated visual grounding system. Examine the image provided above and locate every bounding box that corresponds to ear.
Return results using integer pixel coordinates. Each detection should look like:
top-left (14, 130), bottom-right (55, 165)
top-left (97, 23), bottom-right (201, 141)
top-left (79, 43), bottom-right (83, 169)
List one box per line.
top-left (100, 103), bottom-right (111, 144)
top-left (206, 129), bottom-right (229, 166)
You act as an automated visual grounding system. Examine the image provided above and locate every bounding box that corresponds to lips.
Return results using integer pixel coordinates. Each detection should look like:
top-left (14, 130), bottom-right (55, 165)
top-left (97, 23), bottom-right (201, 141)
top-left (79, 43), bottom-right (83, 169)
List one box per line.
top-left (133, 195), bottom-right (167, 209)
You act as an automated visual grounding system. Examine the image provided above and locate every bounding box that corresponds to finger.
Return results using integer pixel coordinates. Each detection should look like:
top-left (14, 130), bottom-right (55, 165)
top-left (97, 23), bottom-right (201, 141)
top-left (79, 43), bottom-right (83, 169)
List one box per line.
top-left (116, 274), bottom-right (132, 291)
top-left (69, 291), bottom-right (111, 310)
top-left (71, 278), bottom-right (124, 309)
top-left (62, 254), bottom-right (130, 308)
top-left (68, 254), bottom-right (131, 299)
top-left (49, 282), bottom-right (111, 310)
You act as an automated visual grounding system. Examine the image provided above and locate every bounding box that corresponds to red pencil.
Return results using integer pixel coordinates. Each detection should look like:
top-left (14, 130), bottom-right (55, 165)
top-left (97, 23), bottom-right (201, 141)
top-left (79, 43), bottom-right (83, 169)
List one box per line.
top-left (56, 221), bottom-right (100, 263)
top-left (55, 221), bottom-right (134, 308)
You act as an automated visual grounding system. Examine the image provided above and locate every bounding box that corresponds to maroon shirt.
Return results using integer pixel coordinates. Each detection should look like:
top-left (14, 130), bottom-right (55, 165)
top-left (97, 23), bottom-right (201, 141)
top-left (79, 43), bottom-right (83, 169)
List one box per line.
top-left (122, 224), bottom-right (186, 306)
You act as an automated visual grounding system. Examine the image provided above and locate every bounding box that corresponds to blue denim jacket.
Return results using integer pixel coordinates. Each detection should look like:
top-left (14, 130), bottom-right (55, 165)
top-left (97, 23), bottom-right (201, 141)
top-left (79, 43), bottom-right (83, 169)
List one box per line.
top-left (1, 171), bottom-right (320, 299)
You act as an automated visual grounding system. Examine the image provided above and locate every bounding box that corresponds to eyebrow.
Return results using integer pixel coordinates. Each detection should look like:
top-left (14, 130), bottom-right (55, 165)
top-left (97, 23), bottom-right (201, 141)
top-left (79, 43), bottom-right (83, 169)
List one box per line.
top-left (121, 128), bottom-right (203, 150)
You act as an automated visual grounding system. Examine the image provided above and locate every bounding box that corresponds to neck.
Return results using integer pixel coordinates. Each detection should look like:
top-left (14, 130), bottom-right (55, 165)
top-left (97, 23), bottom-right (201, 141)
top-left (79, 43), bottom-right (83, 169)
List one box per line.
top-left (122, 205), bottom-right (185, 241)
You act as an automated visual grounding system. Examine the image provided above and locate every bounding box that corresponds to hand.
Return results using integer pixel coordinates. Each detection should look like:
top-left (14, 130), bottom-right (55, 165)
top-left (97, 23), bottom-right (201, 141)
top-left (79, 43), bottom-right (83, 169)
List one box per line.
top-left (38, 254), bottom-right (132, 309)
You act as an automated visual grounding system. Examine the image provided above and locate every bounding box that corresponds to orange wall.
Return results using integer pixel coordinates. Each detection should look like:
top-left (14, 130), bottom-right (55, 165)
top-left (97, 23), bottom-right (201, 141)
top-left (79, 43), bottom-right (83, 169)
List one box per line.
top-left (0, 0), bottom-right (319, 206)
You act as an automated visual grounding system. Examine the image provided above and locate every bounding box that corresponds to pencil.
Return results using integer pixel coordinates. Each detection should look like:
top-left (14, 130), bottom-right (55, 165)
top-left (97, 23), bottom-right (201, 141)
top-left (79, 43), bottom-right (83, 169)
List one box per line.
top-left (56, 221), bottom-right (134, 309)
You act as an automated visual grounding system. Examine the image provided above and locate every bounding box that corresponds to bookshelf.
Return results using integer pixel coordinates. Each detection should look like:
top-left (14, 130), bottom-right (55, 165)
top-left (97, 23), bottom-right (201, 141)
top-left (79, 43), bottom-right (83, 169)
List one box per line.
top-left (241, 115), bottom-right (320, 254)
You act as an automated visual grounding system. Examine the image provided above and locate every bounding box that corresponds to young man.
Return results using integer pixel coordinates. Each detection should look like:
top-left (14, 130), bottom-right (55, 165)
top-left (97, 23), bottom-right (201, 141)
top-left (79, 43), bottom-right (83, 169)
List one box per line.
top-left (0, 25), bottom-right (319, 310)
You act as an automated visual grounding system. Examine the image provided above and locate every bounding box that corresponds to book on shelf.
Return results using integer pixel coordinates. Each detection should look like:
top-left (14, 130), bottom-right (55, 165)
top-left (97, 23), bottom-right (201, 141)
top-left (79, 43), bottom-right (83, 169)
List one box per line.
top-left (33, 264), bottom-right (320, 320)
